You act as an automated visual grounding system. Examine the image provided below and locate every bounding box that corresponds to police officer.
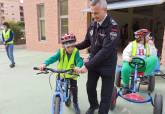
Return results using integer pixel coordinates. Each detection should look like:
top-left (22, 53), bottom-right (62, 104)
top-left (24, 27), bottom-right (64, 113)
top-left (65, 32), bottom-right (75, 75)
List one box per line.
top-left (75, 0), bottom-right (120, 114)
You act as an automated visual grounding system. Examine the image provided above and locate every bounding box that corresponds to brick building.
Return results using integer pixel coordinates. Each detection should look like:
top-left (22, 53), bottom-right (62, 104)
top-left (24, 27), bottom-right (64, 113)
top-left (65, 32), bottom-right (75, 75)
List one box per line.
top-left (0, 0), bottom-right (24, 24)
top-left (24, 0), bottom-right (165, 65)
top-left (24, 0), bottom-right (88, 52)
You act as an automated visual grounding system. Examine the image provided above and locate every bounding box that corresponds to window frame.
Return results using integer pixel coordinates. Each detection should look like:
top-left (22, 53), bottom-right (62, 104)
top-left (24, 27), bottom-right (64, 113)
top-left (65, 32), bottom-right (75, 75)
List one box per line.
top-left (58, 0), bottom-right (69, 42)
top-left (37, 4), bottom-right (46, 41)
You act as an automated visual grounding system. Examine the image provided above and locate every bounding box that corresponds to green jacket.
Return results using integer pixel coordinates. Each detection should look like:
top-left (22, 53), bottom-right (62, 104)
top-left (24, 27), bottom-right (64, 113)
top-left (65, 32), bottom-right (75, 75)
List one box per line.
top-left (44, 48), bottom-right (83, 68)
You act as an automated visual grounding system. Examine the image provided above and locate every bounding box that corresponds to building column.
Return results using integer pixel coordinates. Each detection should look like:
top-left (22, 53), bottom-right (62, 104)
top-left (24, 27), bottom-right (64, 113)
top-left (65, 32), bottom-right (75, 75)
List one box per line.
top-left (161, 30), bottom-right (165, 65)
top-left (128, 8), bottom-right (134, 40)
top-left (153, 5), bottom-right (165, 65)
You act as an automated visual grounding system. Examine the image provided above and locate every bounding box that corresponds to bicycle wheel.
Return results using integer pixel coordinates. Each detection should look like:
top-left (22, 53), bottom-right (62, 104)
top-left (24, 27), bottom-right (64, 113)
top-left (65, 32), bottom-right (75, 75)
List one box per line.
top-left (148, 76), bottom-right (155, 92)
top-left (54, 96), bottom-right (61, 114)
top-left (153, 94), bottom-right (163, 114)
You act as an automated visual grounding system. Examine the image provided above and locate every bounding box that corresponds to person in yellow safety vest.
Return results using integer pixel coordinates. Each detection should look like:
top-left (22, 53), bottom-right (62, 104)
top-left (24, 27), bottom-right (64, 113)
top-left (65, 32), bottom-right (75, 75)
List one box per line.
top-left (2, 22), bottom-right (15, 68)
top-left (121, 29), bottom-right (158, 95)
top-left (145, 34), bottom-right (158, 56)
top-left (146, 34), bottom-right (161, 71)
top-left (39, 33), bottom-right (83, 114)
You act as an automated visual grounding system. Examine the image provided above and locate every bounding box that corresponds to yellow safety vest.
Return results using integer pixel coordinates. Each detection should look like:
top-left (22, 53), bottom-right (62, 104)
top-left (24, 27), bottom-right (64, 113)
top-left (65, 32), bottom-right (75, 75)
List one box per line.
top-left (131, 40), bottom-right (150, 57)
top-left (57, 48), bottom-right (78, 80)
top-left (2, 29), bottom-right (14, 45)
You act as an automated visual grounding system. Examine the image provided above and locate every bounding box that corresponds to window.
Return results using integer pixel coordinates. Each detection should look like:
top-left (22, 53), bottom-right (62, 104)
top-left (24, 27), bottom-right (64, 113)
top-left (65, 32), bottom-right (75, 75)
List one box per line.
top-left (61, 18), bottom-right (68, 35)
top-left (1, 10), bottom-right (4, 14)
top-left (37, 4), bottom-right (46, 41)
top-left (20, 12), bottom-right (24, 16)
top-left (59, 0), bottom-right (68, 38)
top-left (20, 18), bottom-right (24, 21)
top-left (20, 6), bottom-right (23, 10)
top-left (1, 16), bottom-right (5, 20)
top-left (0, 3), bottom-right (4, 7)
top-left (59, 0), bottom-right (68, 16)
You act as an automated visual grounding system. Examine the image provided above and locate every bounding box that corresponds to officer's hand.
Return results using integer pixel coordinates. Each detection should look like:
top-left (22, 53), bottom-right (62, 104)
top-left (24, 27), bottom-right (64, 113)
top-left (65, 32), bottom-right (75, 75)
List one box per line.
top-left (39, 64), bottom-right (46, 71)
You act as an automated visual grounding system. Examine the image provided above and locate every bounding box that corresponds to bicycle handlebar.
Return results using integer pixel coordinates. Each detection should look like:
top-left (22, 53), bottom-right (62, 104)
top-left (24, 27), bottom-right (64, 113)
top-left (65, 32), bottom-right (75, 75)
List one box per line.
top-left (33, 67), bottom-right (80, 77)
top-left (33, 67), bottom-right (73, 73)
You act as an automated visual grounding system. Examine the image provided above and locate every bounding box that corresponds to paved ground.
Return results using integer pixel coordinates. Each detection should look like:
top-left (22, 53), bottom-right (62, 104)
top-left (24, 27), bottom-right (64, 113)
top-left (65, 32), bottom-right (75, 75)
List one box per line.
top-left (0, 48), bottom-right (165, 114)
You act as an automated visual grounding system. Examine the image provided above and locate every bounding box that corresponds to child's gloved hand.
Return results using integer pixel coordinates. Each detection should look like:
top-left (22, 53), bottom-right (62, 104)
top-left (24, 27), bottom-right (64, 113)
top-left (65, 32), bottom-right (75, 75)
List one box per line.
top-left (123, 57), bottom-right (132, 62)
top-left (78, 66), bottom-right (88, 74)
top-left (74, 67), bottom-right (80, 74)
top-left (128, 57), bottom-right (132, 62)
top-left (39, 64), bottom-right (46, 71)
top-left (3, 42), bottom-right (6, 45)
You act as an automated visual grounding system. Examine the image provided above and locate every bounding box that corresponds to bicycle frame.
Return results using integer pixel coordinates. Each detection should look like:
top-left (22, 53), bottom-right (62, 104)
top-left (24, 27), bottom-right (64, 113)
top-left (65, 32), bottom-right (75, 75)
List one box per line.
top-left (51, 74), bottom-right (70, 114)
top-left (118, 64), bottom-right (154, 105)
top-left (33, 67), bottom-right (78, 114)
top-left (133, 64), bottom-right (139, 93)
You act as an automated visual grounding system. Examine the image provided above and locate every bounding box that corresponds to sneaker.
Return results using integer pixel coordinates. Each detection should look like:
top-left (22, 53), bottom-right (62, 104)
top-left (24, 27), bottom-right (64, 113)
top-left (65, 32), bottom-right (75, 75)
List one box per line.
top-left (73, 103), bottom-right (81, 114)
top-left (86, 105), bottom-right (99, 114)
top-left (10, 63), bottom-right (15, 68)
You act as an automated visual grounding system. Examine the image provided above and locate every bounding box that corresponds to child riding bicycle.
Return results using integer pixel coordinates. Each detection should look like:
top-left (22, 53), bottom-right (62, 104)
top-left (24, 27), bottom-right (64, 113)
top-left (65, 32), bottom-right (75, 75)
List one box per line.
top-left (121, 29), bottom-right (158, 95)
top-left (39, 33), bottom-right (83, 114)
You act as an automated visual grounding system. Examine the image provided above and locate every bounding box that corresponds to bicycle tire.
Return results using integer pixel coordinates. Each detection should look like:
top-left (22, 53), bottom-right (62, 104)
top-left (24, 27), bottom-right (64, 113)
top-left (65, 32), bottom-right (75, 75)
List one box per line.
top-left (54, 96), bottom-right (61, 114)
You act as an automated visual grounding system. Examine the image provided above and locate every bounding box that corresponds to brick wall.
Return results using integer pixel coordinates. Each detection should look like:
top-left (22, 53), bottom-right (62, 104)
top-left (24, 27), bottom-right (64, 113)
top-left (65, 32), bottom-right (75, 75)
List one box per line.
top-left (24, 0), bottom-right (88, 52)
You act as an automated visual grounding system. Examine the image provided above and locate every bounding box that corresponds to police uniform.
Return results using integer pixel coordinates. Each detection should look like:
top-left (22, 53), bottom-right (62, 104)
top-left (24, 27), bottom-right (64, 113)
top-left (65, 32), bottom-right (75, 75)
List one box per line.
top-left (76, 14), bottom-right (120, 114)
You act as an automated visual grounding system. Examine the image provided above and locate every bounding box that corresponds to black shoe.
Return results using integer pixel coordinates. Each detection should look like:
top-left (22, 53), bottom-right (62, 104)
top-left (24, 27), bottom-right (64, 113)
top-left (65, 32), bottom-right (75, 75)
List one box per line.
top-left (10, 63), bottom-right (15, 68)
top-left (122, 87), bottom-right (131, 95)
top-left (73, 103), bottom-right (81, 114)
top-left (86, 105), bottom-right (99, 114)
top-left (65, 97), bottom-right (72, 107)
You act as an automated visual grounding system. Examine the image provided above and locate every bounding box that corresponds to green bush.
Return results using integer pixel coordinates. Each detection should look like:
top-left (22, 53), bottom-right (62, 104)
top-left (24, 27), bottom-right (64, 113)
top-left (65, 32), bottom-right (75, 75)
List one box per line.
top-left (17, 21), bottom-right (25, 29)
top-left (8, 21), bottom-right (25, 43)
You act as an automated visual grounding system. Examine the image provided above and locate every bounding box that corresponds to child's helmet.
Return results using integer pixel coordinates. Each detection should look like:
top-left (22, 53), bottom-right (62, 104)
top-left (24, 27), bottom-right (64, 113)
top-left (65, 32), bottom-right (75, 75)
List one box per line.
top-left (134, 29), bottom-right (151, 39)
top-left (61, 34), bottom-right (76, 47)
top-left (61, 33), bottom-right (76, 47)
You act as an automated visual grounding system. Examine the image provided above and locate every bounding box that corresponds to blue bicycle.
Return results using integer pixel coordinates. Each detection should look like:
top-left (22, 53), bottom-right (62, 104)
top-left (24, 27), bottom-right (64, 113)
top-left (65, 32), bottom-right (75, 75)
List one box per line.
top-left (110, 57), bottom-right (163, 114)
top-left (33, 67), bottom-right (79, 114)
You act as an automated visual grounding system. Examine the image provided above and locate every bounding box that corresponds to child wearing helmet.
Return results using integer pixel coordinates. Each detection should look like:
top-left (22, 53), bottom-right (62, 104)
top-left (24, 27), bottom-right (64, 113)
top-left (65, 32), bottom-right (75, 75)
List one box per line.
top-left (39, 33), bottom-right (83, 114)
top-left (145, 33), bottom-right (161, 72)
top-left (121, 29), bottom-right (158, 94)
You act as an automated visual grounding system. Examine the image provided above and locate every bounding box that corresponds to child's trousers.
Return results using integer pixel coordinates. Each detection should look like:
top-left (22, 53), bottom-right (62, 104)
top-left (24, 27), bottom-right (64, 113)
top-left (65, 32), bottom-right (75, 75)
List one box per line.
top-left (70, 79), bottom-right (78, 104)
